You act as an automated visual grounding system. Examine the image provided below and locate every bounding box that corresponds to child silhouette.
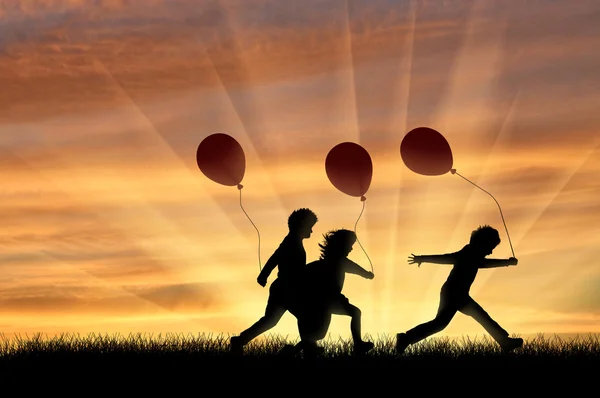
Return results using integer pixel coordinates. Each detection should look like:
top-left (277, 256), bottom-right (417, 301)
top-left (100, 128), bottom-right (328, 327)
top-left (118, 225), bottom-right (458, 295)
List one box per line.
top-left (396, 224), bottom-right (523, 354)
top-left (230, 208), bottom-right (318, 353)
top-left (287, 229), bottom-right (375, 357)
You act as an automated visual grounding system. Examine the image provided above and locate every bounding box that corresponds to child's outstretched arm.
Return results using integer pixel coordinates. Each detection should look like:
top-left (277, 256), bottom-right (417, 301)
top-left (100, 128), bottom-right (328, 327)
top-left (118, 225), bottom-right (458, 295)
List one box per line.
top-left (344, 259), bottom-right (374, 279)
top-left (479, 257), bottom-right (518, 268)
top-left (257, 249), bottom-right (281, 287)
top-left (408, 252), bottom-right (458, 267)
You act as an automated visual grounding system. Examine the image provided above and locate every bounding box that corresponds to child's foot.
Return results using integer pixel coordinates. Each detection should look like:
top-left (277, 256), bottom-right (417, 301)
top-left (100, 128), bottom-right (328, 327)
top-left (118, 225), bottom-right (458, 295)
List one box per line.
top-left (230, 336), bottom-right (243, 354)
top-left (354, 340), bottom-right (374, 356)
top-left (500, 337), bottom-right (523, 353)
top-left (301, 343), bottom-right (324, 360)
top-left (315, 346), bottom-right (325, 356)
top-left (278, 344), bottom-right (299, 357)
top-left (395, 333), bottom-right (410, 355)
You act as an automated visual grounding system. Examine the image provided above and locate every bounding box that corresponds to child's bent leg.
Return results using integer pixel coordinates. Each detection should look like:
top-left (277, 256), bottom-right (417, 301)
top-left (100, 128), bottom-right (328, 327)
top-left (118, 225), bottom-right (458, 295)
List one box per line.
top-left (331, 299), bottom-right (374, 355)
top-left (397, 293), bottom-right (458, 354)
top-left (298, 308), bottom-right (331, 342)
top-left (404, 299), bottom-right (458, 344)
top-left (237, 300), bottom-right (286, 345)
top-left (459, 297), bottom-right (510, 343)
top-left (331, 299), bottom-right (363, 343)
top-left (296, 312), bottom-right (328, 357)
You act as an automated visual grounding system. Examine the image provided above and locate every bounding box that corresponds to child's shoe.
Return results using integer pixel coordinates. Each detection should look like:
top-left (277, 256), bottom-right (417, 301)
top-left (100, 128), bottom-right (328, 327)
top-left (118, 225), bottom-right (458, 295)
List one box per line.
top-left (500, 337), bottom-right (523, 353)
top-left (230, 336), bottom-right (243, 355)
top-left (278, 344), bottom-right (301, 357)
top-left (395, 333), bottom-right (410, 355)
top-left (354, 340), bottom-right (374, 356)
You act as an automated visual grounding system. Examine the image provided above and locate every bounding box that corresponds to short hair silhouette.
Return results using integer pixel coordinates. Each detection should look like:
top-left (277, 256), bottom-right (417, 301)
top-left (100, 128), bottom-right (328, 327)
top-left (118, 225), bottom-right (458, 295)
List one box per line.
top-left (469, 224), bottom-right (501, 248)
top-left (288, 208), bottom-right (318, 231)
top-left (318, 229), bottom-right (356, 260)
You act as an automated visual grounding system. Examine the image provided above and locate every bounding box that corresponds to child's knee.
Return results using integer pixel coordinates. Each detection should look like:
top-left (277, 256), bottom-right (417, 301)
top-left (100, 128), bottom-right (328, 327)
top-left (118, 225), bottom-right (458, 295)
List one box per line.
top-left (263, 315), bottom-right (280, 328)
top-left (434, 316), bottom-right (452, 329)
top-left (351, 306), bottom-right (361, 317)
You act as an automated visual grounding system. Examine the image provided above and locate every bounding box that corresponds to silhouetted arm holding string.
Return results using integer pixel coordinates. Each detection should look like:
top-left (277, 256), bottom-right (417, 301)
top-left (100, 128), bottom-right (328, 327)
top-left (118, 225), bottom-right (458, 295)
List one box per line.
top-left (343, 259), bottom-right (374, 279)
top-left (257, 248), bottom-right (281, 287)
top-left (479, 257), bottom-right (518, 268)
top-left (408, 252), bottom-right (459, 267)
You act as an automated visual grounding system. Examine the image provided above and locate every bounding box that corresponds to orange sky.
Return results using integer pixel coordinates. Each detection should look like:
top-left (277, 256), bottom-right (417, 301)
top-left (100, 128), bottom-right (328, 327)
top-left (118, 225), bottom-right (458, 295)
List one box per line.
top-left (1, 0), bottom-right (600, 341)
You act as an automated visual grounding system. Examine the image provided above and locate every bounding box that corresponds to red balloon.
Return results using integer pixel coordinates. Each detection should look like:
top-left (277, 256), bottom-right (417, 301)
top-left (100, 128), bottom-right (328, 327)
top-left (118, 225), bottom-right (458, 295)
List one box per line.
top-left (325, 142), bottom-right (373, 199)
top-left (196, 133), bottom-right (245, 187)
top-left (400, 127), bottom-right (453, 176)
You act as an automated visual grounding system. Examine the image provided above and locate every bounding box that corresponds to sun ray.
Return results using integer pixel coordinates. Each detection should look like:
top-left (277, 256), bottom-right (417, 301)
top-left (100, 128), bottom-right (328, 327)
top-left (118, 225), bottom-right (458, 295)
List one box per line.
top-left (342, 0), bottom-right (361, 144)
top-left (384, 0), bottom-right (417, 335)
top-left (443, 90), bottom-right (520, 250)
top-left (316, 0), bottom-right (361, 147)
top-left (341, 0), bottom-right (374, 331)
top-left (544, 248), bottom-right (600, 305)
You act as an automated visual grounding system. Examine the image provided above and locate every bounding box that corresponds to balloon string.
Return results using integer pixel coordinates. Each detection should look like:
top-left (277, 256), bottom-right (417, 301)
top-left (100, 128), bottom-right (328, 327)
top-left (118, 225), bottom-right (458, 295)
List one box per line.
top-left (354, 199), bottom-right (373, 273)
top-left (238, 187), bottom-right (262, 271)
top-left (453, 171), bottom-right (515, 258)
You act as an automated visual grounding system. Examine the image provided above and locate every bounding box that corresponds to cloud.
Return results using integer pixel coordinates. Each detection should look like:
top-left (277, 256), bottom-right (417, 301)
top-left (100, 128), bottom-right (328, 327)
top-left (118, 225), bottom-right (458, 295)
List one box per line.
top-left (0, 282), bottom-right (224, 315)
top-left (1, 0), bottom-right (597, 125)
top-left (132, 282), bottom-right (223, 312)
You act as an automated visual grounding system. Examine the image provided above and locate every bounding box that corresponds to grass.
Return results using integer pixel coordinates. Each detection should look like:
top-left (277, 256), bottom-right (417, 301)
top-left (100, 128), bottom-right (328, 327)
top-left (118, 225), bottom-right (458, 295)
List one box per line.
top-left (1, 332), bottom-right (599, 372)
top-left (1, 333), bottom-right (594, 393)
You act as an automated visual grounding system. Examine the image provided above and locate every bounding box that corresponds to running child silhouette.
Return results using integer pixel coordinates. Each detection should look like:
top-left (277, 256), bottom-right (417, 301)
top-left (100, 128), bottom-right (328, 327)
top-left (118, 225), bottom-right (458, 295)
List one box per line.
top-left (286, 229), bottom-right (375, 357)
top-left (396, 224), bottom-right (523, 354)
top-left (230, 208), bottom-right (318, 353)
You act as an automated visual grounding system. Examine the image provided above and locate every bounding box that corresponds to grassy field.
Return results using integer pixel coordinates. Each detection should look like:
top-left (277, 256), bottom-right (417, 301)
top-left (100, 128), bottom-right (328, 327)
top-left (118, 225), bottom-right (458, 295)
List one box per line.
top-left (1, 332), bottom-right (599, 373)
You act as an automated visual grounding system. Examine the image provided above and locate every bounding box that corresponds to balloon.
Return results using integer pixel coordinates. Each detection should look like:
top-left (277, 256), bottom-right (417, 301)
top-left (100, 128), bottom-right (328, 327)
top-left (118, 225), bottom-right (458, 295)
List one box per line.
top-left (400, 127), bottom-right (453, 176)
top-left (196, 133), bottom-right (245, 187)
top-left (325, 142), bottom-right (373, 200)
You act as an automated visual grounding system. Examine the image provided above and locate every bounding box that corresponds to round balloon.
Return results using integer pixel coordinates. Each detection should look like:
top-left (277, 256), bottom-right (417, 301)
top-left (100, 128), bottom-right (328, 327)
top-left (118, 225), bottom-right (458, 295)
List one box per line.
top-left (400, 127), bottom-right (453, 176)
top-left (325, 142), bottom-right (373, 198)
top-left (196, 133), bottom-right (245, 186)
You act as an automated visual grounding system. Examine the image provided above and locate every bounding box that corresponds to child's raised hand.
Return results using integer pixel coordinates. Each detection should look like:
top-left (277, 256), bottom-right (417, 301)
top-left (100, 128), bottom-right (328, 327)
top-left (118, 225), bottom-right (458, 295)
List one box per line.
top-left (408, 253), bottom-right (422, 267)
top-left (367, 271), bottom-right (375, 280)
top-left (509, 257), bottom-right (518, 266)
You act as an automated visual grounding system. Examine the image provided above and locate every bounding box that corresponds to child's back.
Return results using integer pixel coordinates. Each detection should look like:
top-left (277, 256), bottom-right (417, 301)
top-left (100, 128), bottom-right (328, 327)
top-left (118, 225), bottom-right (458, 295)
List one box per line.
top-left (271, 234), bottom-right (307, 282)
top-left (303, 256), bottom-right (352, 298)
top-left (443, 244), bottom-right (485, 295)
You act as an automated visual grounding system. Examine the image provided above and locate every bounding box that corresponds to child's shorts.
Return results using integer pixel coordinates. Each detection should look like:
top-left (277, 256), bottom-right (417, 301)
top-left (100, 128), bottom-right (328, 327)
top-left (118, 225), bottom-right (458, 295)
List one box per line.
top-left (328, 293), bottom-right (351, 309)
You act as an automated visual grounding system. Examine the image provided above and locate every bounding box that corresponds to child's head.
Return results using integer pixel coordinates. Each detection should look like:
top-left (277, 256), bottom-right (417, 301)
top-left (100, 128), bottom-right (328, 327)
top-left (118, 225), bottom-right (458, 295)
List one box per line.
top-left (469, 225), bottom-right (501, 255)
top-left (318, 229), bottom-right (356, 260)
top-left (288, 208), bottom-right (318, 238)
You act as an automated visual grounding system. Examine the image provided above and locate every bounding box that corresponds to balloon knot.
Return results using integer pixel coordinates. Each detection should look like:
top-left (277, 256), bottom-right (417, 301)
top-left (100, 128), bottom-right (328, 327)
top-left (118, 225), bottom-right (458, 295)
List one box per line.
top-left (237, 184), bottom-right (243, 190)
top-left (360, 196), bottom-right (366, 202)
top-left (450, 169), bottom-right (456, 174)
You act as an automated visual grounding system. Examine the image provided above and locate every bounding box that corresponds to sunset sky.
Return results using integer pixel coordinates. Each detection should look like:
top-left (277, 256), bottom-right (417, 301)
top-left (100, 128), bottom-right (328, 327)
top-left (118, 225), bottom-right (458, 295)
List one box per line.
top-left (1, 0), bottom-right (599, 341)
